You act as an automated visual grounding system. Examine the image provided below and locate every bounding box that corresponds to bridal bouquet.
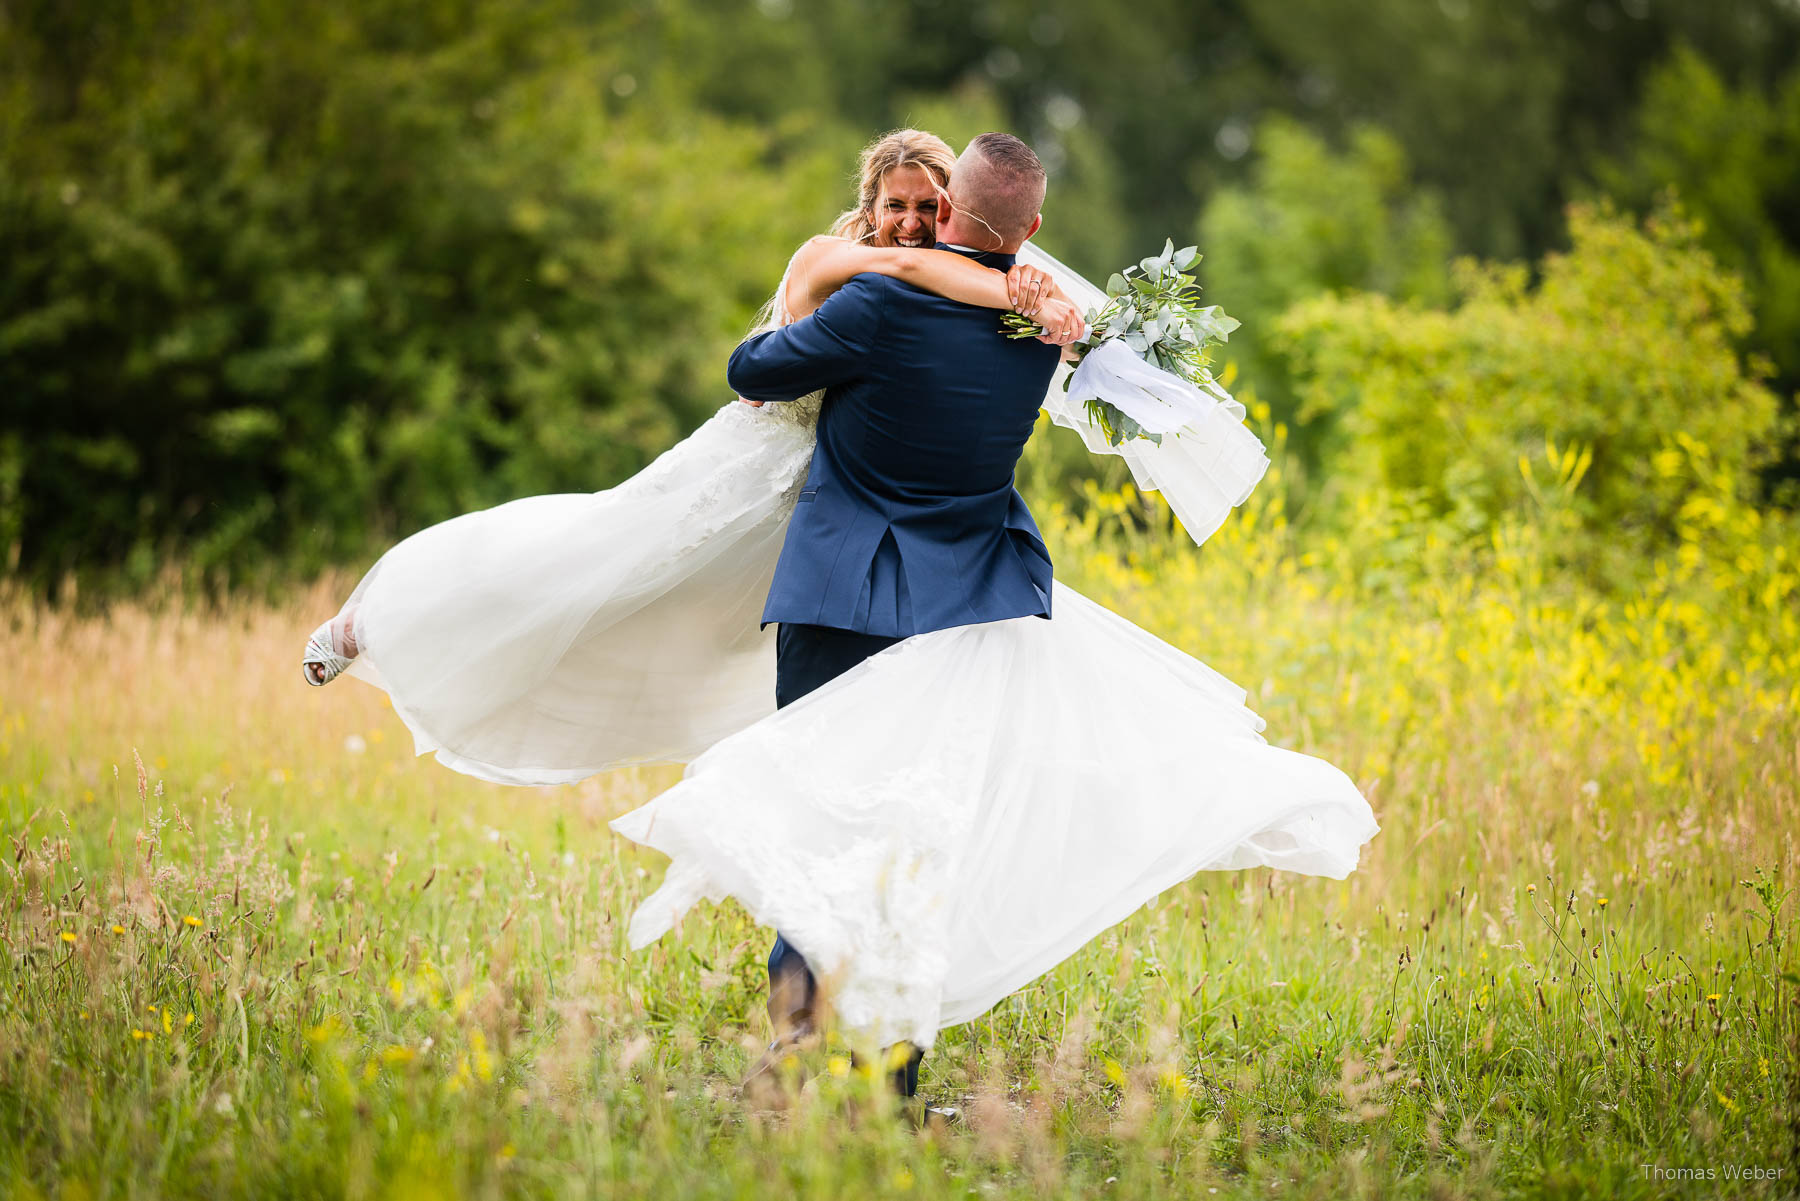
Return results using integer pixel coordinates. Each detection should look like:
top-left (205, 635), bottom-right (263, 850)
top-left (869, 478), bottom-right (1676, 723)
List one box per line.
top-left (1003, 239), bottom-right (1240, 446)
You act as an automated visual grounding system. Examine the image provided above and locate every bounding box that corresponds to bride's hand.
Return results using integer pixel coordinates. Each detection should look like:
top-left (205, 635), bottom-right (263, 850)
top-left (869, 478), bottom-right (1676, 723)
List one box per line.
top-left (738, 396), bottom-right (766, 408)
top-left (1032, 297), bottom-right (1086, 347)
top-left (1006, 264), bottom-right (1056, 316)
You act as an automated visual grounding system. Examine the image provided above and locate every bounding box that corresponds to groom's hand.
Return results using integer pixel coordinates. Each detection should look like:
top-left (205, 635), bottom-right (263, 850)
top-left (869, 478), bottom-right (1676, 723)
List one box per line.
top-left (738, 396), bottom-right (766, 408)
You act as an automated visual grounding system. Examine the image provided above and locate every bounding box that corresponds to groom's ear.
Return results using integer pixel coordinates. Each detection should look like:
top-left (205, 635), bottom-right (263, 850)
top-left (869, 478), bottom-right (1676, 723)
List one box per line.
top-left (935, 194), bottom-right (954, 224)
top-left (1024, 213), bottom-right (1042, 241)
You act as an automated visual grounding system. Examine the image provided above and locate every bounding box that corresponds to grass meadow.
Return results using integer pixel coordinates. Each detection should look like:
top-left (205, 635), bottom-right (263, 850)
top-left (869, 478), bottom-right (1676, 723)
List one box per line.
top-left (3, 437), bottom-right (1797, 1199)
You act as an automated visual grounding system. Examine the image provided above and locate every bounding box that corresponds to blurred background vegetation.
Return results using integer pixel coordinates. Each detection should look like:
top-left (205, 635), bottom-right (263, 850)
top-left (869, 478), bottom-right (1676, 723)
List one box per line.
top-left (2, 0), bottom-right (1796, 597)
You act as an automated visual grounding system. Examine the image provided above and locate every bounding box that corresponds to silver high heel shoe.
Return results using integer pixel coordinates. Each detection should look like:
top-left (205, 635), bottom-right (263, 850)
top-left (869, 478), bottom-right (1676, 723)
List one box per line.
top-left (302, 613), bottom-right (356, 686)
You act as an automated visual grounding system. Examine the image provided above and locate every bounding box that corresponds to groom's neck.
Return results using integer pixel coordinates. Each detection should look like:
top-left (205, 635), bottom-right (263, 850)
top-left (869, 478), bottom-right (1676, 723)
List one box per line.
top-left (936, 220), bottom-right (1022, 256)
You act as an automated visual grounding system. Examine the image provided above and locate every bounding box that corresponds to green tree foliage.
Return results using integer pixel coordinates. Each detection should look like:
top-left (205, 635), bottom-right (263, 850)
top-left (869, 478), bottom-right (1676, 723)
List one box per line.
top-left (3, 0), bottom-right (1799, 594)
top-left (1197, 118), bottom-right (1451, 476)
top-left (1594, 44), bottom-right (1800, 467)
top-left (1227, 0), bottom-right (1799, 259)
top-left (1275, 204), bottom-right (1778, 572)
top-left (0, 0), bottom-right (838, 592)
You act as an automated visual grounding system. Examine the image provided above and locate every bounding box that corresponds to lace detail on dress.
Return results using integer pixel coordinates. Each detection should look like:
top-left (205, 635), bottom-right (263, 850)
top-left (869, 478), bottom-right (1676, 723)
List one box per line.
top-left (739, 255), bottom-right (827, 431)
top-left (631, 254), bottom-right (826, 550)
top-left (638, 400), bottom-right (821, 559)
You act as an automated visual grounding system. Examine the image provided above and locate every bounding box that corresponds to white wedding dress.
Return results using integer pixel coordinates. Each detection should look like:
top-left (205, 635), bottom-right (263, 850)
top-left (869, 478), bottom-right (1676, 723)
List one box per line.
top-left (334, 244), bottom-right (1379, 1047)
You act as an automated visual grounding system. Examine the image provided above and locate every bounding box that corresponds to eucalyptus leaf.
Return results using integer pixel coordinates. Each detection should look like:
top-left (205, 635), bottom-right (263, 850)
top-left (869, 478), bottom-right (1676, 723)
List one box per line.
top-left (1073, 235), bottom-right (1244, 444)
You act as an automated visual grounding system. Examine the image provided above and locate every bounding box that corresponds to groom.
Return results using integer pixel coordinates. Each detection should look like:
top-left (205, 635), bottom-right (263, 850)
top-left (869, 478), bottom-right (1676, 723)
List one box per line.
top-left (726, 133), bottom-right (1081, 1101)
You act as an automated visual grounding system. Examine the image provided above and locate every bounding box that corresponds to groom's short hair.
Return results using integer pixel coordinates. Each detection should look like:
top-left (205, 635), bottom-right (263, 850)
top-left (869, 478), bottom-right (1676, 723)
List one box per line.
top-left (951, 133), bottom-right (1046, 242)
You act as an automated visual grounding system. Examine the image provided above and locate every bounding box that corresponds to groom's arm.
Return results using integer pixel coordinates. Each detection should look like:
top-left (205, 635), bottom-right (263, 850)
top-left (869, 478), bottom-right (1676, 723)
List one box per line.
top-left (727, 274), bottom-right (887, 403)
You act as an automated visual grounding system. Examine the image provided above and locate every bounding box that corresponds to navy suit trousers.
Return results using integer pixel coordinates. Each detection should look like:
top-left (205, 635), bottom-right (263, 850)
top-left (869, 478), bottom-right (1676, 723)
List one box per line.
top-left (768, 622), bottom-right (923, 1096)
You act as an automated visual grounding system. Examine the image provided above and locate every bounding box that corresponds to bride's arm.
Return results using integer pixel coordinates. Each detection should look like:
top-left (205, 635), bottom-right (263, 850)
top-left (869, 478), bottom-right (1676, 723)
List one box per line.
top-left (783, 236), bottom-right (1070, 324)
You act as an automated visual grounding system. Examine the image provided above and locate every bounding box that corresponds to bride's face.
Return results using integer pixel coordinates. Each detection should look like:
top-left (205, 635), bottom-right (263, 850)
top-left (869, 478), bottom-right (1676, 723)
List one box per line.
top-left (872, 164), bottom-right (941, 250)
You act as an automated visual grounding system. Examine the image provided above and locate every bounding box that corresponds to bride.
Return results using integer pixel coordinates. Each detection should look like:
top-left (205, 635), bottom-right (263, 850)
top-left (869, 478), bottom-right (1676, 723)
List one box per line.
top-left (302, 128), bottom-right (1378, 1090)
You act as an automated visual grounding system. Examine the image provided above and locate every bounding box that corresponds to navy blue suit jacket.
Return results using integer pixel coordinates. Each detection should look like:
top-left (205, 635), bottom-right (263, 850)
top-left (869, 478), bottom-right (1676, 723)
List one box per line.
top-left (727, 246), bottom-right (1061, 638)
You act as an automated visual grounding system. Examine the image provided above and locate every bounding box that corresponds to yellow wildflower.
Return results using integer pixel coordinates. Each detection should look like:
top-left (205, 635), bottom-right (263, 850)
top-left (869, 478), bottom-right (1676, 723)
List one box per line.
top-left (470, 1029), bottom-right (494, 1082)
top-left (59, 931), bottom-right (76, 944)
top-left (183, 915), bottom-right (202, 928)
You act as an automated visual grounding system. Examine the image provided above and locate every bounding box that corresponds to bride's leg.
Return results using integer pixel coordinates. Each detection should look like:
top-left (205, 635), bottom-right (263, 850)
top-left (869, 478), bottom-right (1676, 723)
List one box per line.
top-left (338, 603), bottom-right (359, 658)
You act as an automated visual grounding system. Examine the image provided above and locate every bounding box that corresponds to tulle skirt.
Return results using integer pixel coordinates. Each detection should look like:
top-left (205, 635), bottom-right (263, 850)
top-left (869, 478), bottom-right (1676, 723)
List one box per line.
top-left (609, 586), bottom-right (1378, 1048)
top-left (341, 399), bottom-right (818, 784)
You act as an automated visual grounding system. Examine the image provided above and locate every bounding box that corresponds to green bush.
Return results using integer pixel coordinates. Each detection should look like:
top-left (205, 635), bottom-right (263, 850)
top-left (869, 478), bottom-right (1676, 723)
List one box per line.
top-left (1275, 203), bottom-right (1780, 574)
top-left (1196, 117), bottom-right (1452, 480)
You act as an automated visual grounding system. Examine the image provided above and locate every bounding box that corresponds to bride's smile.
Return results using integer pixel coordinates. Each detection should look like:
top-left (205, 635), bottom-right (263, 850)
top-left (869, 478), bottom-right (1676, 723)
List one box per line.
top-left (873, 162), bottom-right (939, 248)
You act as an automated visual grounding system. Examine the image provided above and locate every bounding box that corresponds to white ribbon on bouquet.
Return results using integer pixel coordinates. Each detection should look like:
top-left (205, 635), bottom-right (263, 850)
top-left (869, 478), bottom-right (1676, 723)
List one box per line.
top-left (1018, 242), bottom-right (1272, 547)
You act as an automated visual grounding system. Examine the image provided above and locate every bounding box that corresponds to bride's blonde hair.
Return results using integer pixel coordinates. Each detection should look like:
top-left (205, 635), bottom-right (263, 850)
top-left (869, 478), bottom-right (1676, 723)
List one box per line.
top-left (828, 129), bottom-right (957, 244)
top-left (754, 129), bottom-right (957, 333)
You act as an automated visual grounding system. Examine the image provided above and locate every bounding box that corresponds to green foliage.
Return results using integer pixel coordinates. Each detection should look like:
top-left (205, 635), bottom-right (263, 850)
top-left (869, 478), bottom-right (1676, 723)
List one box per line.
top-left (1595, 44), bottom-right (1800, 419)
top-left (0, 0), bottom-right (838, 594)
top-left (1275, 203), bottom-right (1779, 573)
top-left (1197, 118), bottom-right (1453, 473)
top-left (3, 0), bottom-right (1800, 594)
top-left (1201, 119), bottom-right (1453, 325)
top-left (1230, 0), bottom-right (1798, 259)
